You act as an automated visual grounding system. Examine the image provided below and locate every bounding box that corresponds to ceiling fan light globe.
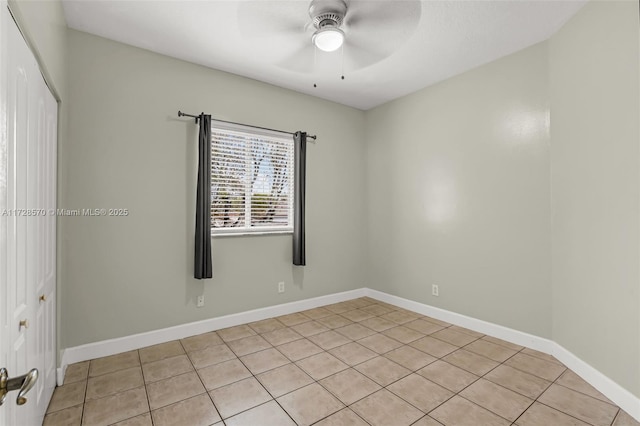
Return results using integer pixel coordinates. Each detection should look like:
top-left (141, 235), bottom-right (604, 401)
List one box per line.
top-left (312, 27), bottom-right (344, 52)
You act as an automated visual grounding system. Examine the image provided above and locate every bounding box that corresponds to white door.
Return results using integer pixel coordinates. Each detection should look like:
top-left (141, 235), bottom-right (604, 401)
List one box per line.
top-left (0, 2), bottom-right (58, 425)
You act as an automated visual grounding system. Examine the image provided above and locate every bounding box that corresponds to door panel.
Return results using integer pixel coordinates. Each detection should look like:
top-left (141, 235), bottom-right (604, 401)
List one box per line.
top-left (6, 14), bottom-right (32, 426)
top-left (0, 0), bottom-right (7, 422)
top-left (1, 3), bottom-right (58, 425)
top-left (33, 81), bottom-right (57, 415)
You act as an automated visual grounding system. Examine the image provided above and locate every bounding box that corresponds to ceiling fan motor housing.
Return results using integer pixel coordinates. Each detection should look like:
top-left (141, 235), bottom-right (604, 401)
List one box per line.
top-left (309, 0), bottom-right (347, 29)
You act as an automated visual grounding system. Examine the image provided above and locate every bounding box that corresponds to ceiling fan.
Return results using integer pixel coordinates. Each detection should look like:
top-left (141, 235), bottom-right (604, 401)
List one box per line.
top-left (237, 0), bottom-right (422, 74)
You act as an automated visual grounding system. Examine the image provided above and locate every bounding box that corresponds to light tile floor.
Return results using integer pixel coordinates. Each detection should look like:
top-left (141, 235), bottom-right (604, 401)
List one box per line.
top-left (44, 297), bottom-right (639, 426)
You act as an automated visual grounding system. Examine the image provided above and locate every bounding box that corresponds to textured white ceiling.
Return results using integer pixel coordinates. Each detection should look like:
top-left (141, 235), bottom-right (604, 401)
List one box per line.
top-left (62, 0), bottom-right (586, 110)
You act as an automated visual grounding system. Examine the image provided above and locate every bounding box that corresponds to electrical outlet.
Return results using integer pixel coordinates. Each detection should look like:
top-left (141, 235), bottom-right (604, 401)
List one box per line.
top-left (432, 285), bottom-right (439, 297)
top-left (278, 281), bottom-right (285, 294)
top-left (197, 295), bottom-right (205, 307)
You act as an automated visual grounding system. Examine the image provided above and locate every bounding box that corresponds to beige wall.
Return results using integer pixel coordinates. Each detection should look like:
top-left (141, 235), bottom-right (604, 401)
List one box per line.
top-left (11, 0), bottom-right (639, 401)
top-left (365, 42), bottom-right (552, 337)
top-left (365, 0), bottom-right (639, 398)
top-left (63, 30), bottom-right (367, 348)
top-left (549, 0), bottom-right (640, 397)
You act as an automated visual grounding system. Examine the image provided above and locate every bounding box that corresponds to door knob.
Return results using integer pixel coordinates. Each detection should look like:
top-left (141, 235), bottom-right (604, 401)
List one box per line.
top-left (39, 294), bottom-right (46, 302)
top-left (0, 368), bottom-right (38, 406)
top-left (18, 319), bottom-right (28, 330)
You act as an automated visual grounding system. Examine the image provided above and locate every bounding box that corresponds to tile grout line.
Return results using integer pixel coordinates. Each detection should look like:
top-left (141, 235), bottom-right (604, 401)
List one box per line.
top-left (532, 357), bottom-right (615, 426)
top-left (533, 400), bottom-right (602, 426)
top-left (55, 298), bottom-right (632, 426)
top-left (86, 351), bottom-right (151, 426)
top-left (178, 338), bottom-right (226, 425)
top-left (204, 345), bottom-right (251, 423)
top-left (65, 304), bottom-right (453, 424)
top-left (476, 346), bottom-right (540, 425)
top-left (307, 308), bottom-right (468, 424)
top-left (211, 303), bottom-right (484, 424)
top-left (429, 342), bottom-right (537, 424)
top-left (134, 348), bottom-right (153, 424)
top-left (609, 409), bottom-right (623, 426)
top-left (322, 314), bottom-right (530, 425)
top-left (59, 304), bottom-right (383, 423)
top-left (278, 322), bottom-right (351, 424)
top-left (445, 333), bottom-right (614, 426)
top-left (80, 372), bottom-right (89, 426)
top-left (222, 327), bottom-right (301, 425)
top-left (274, 301), bottom-right (616, 425)
top-left (302, 304), bottom-right (382, 425)
top-left (255, 300), bottom-right (591, 425)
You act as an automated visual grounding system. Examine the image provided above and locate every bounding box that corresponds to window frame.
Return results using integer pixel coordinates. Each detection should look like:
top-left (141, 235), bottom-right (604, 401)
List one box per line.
top-left (209, 121), bottom-right (295, 237)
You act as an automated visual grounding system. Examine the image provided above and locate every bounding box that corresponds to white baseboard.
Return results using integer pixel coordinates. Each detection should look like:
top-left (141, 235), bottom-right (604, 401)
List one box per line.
top-left (57, 287), bottom-right (639, 422)
top-left (58, 288), bottom-right (367, 385)
top-left (549, 344), bottom-right (640, 421)
top-left (365, 289), bottom-right (555, 353)
top-left (56, 365), bottom-right (66, 387)
top-left (364, 289), bottom-right (640, 422)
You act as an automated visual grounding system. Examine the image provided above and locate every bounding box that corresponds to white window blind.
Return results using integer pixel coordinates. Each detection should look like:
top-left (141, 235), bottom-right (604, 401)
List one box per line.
top-left (211, 124), bottom-right (294, 235)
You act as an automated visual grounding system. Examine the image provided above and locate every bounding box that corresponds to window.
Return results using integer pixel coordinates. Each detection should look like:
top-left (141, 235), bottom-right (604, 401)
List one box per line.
top-left (210, 123), bottom-right (294, 235)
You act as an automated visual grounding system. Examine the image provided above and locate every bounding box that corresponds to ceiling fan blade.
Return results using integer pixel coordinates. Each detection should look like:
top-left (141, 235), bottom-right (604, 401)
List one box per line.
top-left (277, 42), bottom-right (317, 74)
top-left (344, 1), bottom-right (422, 55)
top-left (345, 0), bottom-right (421, 29)
top-left (341, 39), bottom-right (386, 71)
top-left (237, 1), bottom-right (311, 39)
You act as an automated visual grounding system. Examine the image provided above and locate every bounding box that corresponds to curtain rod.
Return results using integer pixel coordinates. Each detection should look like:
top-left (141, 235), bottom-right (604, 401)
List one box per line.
top-left (178, 111), bottom-right (317, 141)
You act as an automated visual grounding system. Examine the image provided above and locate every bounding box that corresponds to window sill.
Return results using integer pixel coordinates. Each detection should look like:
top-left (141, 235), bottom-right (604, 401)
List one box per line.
top-left (211, 230), bottom-right (293, 238)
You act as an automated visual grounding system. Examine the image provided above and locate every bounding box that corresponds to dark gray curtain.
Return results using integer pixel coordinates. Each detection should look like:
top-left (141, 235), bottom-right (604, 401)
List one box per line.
top-left (195, 114), bottom-right (212, 279)
top-left (293, 131), bottom-right (307, 266)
